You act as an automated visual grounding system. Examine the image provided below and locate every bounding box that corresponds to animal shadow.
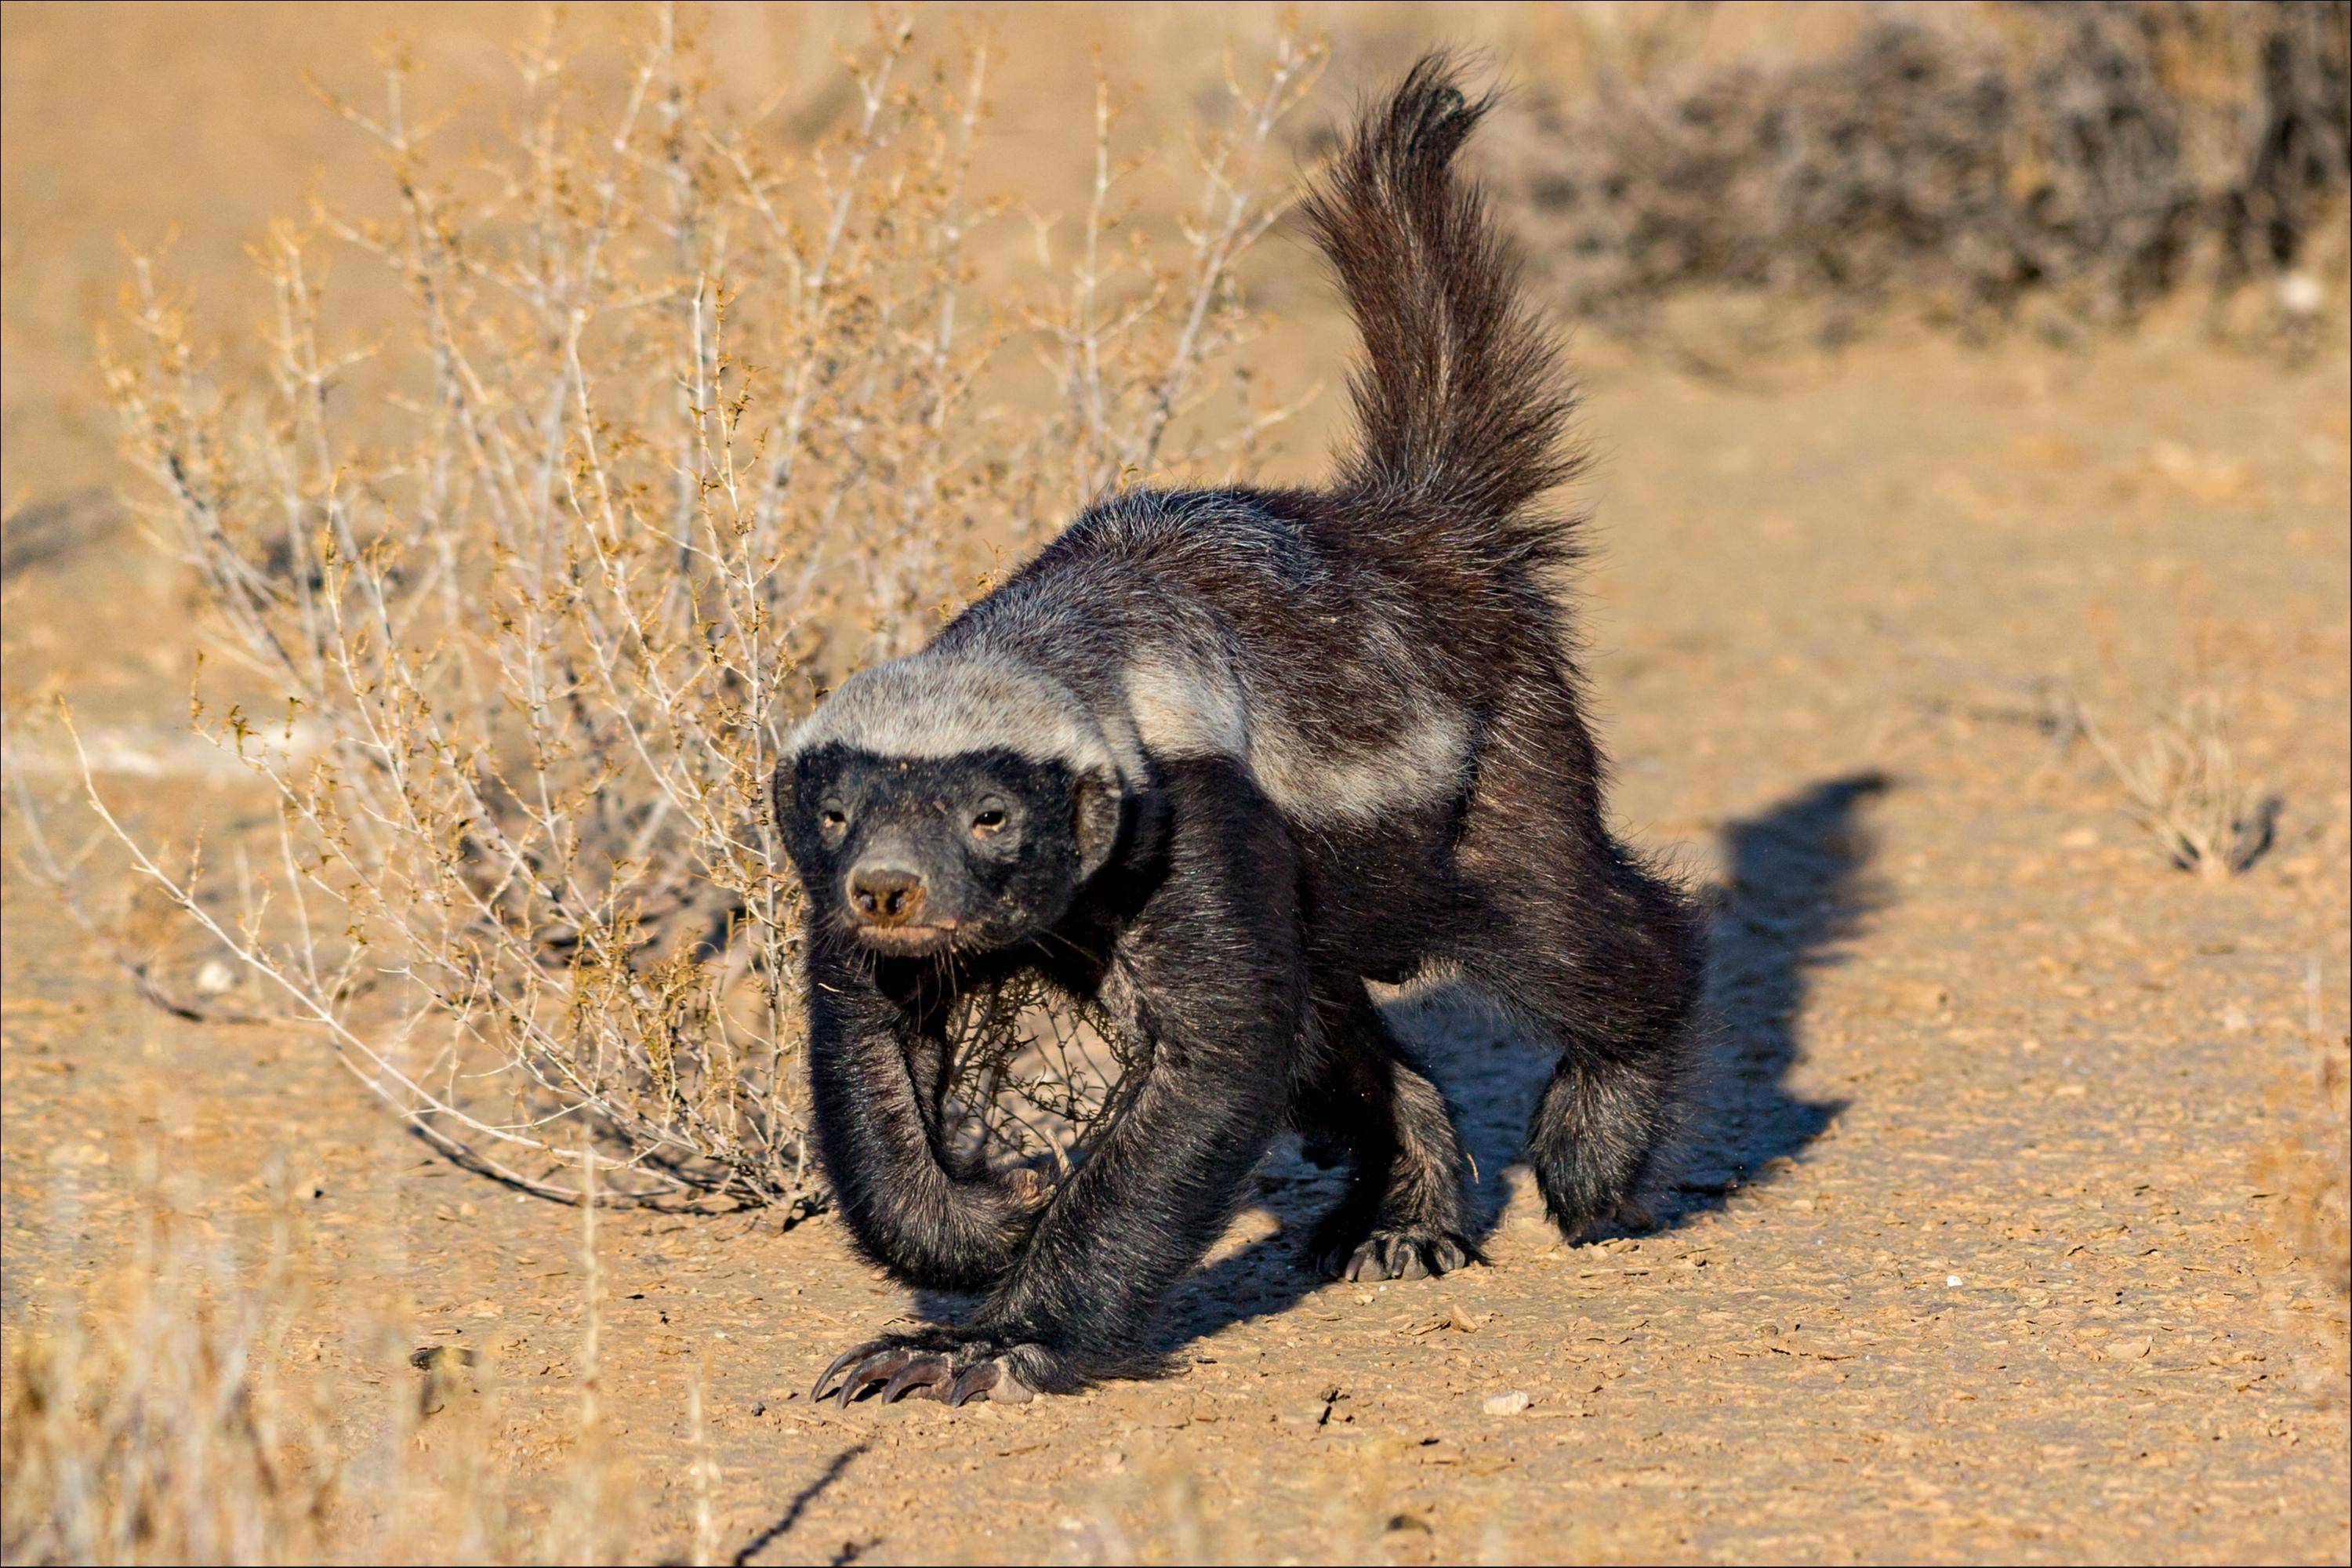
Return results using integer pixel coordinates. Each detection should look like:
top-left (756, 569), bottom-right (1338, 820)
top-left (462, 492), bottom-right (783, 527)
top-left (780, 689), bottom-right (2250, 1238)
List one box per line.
top-left (1167, 771), bottom-right (1887, 1350)
top-left (1671, 771), bottom-right (1887, 1221)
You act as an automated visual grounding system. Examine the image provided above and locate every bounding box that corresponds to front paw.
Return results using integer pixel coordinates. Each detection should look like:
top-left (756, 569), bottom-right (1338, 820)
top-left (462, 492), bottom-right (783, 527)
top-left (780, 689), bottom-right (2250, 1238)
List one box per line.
top-left (1319, 1225), bottom-right (1478, 1282)
top-left (812, 1330), bottom-right (1044, 1409)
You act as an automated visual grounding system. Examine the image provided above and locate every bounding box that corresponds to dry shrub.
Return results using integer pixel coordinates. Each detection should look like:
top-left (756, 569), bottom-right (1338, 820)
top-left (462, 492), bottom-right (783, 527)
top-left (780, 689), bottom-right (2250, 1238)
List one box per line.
top-left (1505, 1), bottom-right (2350, 343)
top-left (2067, 680), bottom-right (2277, 880)
top-left (71, 8), bottom-right (1324, 1210)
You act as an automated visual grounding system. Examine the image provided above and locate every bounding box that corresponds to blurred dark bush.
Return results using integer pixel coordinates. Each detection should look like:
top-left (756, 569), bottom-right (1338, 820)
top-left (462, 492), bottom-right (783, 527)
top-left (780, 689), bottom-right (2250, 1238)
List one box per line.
top-left (1503, 2), bottom-right (2349, 343)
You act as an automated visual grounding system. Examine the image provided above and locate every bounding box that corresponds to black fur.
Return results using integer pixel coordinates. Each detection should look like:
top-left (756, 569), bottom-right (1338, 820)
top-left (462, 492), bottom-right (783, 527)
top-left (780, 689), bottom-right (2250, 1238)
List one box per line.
top-left (775, 55), bottom-right (1704, 1406)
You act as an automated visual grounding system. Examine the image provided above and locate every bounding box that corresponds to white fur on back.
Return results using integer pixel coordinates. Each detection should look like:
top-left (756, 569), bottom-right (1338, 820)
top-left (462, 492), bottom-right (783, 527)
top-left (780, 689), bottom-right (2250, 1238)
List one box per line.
top-left (791, 643), bottom-right (1472, 826)
top-left (1123, 655), bottom-right (1248, 760)
top-left (1250, 704), bottom-right (1468, 822)
top-left (1120, 651), bottom-right (1468, 824)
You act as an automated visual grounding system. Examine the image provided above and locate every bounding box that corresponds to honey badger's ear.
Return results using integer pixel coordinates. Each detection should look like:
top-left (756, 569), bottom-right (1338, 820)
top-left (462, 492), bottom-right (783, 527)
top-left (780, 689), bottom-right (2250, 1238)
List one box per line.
top-left (1073, 764), bottom-right (1124, 879)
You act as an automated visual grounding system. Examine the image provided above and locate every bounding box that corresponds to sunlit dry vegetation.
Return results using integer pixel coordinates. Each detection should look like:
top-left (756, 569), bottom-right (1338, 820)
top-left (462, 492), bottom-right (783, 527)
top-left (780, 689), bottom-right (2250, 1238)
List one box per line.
top-left (2, 1169), bottom-right (343, 1566)
top-left (52, 8), bottom-right (1323, 1210)
top-left (1505, 0), bottom-right (2350, 347)
top-left (1, 1145), bottom-right (670, 1566)
top-left (2066, 673), bottom-right (2278, 880)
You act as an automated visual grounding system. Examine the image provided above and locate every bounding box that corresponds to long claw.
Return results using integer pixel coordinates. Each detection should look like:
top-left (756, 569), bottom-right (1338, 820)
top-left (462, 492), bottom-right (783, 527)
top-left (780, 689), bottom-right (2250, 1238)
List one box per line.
top-left (880, 1357), bottom-right (951, 1404)
top-left (946, 1362), bottom-right (1000, 1407)
top-left (1334, 1229), bottom-right (1479, 1283)
top-left (814, 1345), bottom-right (869, 1403)
top-left (838, 1348), bottom-right (914, 1406)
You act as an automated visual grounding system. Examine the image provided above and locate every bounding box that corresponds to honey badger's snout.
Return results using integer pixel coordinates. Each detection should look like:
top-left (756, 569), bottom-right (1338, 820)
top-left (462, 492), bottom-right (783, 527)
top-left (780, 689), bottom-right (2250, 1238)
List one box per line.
top-left (846, 862), bottom-right (928, 927)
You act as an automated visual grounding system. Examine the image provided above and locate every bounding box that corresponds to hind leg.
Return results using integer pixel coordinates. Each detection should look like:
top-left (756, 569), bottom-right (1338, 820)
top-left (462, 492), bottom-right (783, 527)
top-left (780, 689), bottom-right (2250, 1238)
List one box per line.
top-left (1293, 980), bottom-right (1478, 1280)
top-left (1456, 729), bottom-right (1707, 1243)
top-left (1465, 844), bottom-right (1704, 1240)
top-left (1472, 873), bottom-right (1701, 1239)
top-left (1523, 1040), bottom-right (1683, 1240)
top-left (1490, 871), bottom-right (1703, 1237)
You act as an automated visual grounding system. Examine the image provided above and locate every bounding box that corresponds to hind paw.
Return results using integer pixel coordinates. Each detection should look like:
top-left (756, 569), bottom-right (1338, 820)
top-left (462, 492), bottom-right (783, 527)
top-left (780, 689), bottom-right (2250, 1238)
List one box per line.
top-left (1546, 1197), bottom-right (1658, 1246)
top-left (1324, 1227), bottom-right (1477, 1282)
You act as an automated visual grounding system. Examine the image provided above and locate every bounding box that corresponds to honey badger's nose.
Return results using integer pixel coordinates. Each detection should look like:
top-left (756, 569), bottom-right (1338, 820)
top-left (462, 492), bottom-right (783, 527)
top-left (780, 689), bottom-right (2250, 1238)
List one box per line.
top-left (846, 864), bottom-right (926, 926)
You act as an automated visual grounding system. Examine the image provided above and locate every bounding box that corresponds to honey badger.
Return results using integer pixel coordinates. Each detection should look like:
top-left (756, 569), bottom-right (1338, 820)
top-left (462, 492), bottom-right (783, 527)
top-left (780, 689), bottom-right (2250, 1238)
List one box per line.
top-left (776, 56), bottom-right (1704, 1407)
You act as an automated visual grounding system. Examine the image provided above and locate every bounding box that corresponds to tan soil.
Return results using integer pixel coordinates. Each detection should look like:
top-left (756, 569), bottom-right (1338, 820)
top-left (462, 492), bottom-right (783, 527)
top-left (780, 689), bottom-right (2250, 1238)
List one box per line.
top-left (4, 6), bottom-right (2348, 1565)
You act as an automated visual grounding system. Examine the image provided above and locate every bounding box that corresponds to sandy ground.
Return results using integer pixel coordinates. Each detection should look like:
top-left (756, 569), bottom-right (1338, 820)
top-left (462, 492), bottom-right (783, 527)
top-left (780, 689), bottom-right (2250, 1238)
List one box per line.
top-left (6, 323), bottom-right (2348, 1564)
top-left (4, 6), bottom-right (2350, 1566)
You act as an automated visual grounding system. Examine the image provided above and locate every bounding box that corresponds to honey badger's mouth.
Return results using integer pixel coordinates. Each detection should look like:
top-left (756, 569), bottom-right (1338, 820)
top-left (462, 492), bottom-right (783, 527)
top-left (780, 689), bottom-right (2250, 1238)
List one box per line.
top-left (851, 920), bottom-right (960, 955)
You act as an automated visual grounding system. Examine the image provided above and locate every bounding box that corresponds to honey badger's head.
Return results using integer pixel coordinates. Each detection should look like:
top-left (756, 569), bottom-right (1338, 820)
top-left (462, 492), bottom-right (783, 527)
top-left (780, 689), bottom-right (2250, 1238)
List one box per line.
top-left (775, 655), bottom-right (1129, 957)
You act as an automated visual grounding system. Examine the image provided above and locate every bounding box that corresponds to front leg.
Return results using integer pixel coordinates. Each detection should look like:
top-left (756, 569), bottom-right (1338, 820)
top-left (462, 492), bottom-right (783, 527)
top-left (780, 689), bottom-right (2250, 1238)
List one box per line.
top-left (804, 942), bottom-right (1042, 1292)
top-left (1295, 979), bottom-right (1478, 1282)
top-left (822, 760), bottom-right (1304, 1404)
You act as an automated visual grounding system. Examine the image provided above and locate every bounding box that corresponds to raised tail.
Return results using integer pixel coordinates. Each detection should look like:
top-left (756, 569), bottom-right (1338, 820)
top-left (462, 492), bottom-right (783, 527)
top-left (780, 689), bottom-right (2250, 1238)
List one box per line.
top-left (1301, 55), bottom-right (1581, 568)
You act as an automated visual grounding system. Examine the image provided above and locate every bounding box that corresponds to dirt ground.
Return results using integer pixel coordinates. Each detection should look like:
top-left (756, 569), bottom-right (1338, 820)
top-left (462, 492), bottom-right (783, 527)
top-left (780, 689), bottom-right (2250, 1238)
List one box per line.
top-left (4, 6), bottom-right (2350, 1566)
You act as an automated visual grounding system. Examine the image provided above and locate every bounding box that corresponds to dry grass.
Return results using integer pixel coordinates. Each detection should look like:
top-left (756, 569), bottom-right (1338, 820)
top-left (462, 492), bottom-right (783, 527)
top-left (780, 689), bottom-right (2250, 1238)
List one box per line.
top-left (1, 1191), bottom-right (340, 1565)
top-left (2067, 679), bottom-right (2276, 880)
top-left (5, 1160), bottom-right (490, 1564)
top-left (0, 1133), bottom-right (688, 1566)
top-left (28, 5), bottom-right (1325, 1211)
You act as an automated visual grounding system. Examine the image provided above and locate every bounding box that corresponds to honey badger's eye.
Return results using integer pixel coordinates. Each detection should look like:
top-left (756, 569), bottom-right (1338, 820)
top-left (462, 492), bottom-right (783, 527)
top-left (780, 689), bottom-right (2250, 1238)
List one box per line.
top-left (970, 806), bottom-right (1007, 838)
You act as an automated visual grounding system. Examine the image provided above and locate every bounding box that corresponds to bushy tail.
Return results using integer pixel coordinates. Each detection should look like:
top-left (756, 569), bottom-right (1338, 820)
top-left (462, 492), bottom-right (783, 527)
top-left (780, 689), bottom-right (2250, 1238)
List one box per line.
top-left (1301, 56), bottom-right (1580, 566)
